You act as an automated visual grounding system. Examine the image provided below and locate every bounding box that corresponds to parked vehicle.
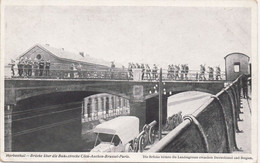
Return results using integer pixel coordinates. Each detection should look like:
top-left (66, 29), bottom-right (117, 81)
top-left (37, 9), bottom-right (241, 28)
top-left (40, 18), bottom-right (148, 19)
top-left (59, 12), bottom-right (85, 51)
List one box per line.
top-left (90, 116), bottom-right (139, 152)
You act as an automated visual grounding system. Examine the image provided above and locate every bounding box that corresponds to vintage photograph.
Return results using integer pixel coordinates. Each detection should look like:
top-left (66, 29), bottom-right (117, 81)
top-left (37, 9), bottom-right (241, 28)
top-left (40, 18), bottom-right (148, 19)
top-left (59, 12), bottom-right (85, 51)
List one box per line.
top-left (1, 0), bottom-right (257, 162)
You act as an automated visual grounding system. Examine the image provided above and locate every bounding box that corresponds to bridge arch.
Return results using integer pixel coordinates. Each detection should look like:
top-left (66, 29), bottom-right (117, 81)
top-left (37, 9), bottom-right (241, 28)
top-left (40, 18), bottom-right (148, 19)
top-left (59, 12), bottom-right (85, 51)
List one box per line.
top-left (144, 86), bottom-right (216, 100)
top-left (16, 86), bottom-right (130, 103)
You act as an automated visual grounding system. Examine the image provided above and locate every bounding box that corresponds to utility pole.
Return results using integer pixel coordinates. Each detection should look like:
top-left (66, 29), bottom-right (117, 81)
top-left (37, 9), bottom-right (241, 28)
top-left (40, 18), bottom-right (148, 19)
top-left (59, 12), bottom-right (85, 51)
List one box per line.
top-left (158, 68), bottom-right (162, 140)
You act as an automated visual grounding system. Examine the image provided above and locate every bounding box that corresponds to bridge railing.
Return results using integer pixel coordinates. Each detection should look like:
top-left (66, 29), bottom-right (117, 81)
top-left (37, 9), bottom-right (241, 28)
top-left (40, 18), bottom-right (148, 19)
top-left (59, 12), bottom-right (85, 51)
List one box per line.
top-left (4, 66), bottom-right (225, 81)
top-left (148, 75), bottom-right (244, 153)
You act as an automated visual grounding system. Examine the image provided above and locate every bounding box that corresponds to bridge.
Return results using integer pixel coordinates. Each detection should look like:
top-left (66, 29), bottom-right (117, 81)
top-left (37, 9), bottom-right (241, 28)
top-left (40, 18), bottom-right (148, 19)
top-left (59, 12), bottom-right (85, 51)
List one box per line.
top-left (4, 70), bottom-right (226, 152)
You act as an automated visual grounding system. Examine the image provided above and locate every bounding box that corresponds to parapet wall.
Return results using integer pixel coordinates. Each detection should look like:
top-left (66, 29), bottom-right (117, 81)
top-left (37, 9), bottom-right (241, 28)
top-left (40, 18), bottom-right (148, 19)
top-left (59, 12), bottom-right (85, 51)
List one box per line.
top-left (148, 75), bottom-right (244, 153)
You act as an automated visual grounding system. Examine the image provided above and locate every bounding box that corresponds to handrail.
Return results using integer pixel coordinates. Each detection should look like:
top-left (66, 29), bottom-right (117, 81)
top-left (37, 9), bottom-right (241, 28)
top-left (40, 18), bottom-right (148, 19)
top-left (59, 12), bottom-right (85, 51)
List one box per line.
top-left (4, 66), bottom-right (226, 81)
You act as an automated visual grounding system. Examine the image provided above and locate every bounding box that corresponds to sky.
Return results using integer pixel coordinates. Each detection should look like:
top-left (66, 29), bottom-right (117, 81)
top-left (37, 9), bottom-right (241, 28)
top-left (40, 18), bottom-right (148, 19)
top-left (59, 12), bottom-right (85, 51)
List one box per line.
top-left (4, 6), bottom-right (251, 70)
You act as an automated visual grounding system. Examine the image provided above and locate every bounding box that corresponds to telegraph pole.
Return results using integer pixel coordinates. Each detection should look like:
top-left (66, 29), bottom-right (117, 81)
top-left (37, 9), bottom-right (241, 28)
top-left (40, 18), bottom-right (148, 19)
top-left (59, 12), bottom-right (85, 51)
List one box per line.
top-left (158, 68), bottom-right (162, 140)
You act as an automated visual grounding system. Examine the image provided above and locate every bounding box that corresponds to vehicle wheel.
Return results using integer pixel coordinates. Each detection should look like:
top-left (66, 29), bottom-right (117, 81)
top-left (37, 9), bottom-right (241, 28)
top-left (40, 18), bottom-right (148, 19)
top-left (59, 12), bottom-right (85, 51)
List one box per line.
top-left (125, 143), bottom-right (133, 152)
top-left (148, 126), bottom-right (156, 144)
top-left (138, 135), bottom-right (145, 152)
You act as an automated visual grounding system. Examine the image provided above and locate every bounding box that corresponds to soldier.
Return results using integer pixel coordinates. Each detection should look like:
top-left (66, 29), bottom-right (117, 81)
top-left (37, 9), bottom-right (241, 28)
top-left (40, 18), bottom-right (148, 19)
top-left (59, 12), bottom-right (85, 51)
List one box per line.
top-left (17, 57), bottom-right (24, 77)
top-left (128, 63), bottom-right (133, 79)
top-left (215, 66), bottom-right (221, 80)
top-left (27, 58), bottom-right (33, 77)
top-left (175, 65), bottom-right (180, 80)
top-left (39, 58), bottom-right (45, 76)
top-left (131, 62), bottom-right (136, 69)
top-left (8, 59), bottom-right (15, 77)
top-left (152, 64), bottom-right (158, 80)
top-left (24, 57), bottom-right (28, 77)
top-left (70, 63), bottom-right (75, 78)
top-left (208, 66), bottom-right (214, 80)
top-left (180, 64), bottom-right (185, 80)
top-left (110, 61), bottom-right (115, 79)
top-left (76, 63), bottom-right (82, 78)
top-left (145, 64), bottom-right (151, 80)
top-left (184, 64), bottom-right (189, 80)
top-left (199, 64), bottom-right (206, 80)
top-left (136, 63), bottom-right (140, 69)
top-left (45, 60), bottom-right (51, 76)
top-left (167, 65), bottom-right (172, 80)
top-left (33, 58), bottom-right (39, 77)
top-left (141, 64), bottom-right (145, 80)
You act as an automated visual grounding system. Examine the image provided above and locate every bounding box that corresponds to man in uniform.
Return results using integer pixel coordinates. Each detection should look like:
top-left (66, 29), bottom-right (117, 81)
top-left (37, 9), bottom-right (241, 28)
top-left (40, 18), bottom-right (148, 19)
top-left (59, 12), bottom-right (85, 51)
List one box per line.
top-left (175, 65), bottom-right (180, 80)
top-left (180, 64), bottom-right (185, 80)
top-left (9, 59), bottom-right (15, 77)
top-left (199, 64), bottom-right (206, 80)
top-left (145, 64), bottom-right (151, 80)
top-left (39, 58), bottom-right (45, 76)
top-left (33, 58), bottom-right (39, 77)
top-left (128, 63), bottom-right (133, 79)
top-left (208, 66), bottom-right (214, 80)
top-left (215, 66), bottom-right (221, 80)
top-left (45, 60), bottom-right (51, 76)
top-left (152, 64), bottom-right (158, 80)
top-left (27, 58), bottom-right (33, 77)
top-left (77, 63), bottom-right (82, 78)
top-left (184, 64), bottom-right (189, 80)
top-left (110, 61), bottom-right (115, 79)
top-left (17, 57), bottom-right (24, 77)
top-left (24, 57), bottom-right (28, 77)
top-left (141, 64), bottom-right (145, 80)
top-left (70, 63), bottom-right (75, 78)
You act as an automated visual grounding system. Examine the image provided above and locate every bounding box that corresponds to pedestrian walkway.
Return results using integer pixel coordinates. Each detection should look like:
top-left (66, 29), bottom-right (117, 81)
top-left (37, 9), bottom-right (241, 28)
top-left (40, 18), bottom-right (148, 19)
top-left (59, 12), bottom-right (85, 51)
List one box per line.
top-left (233, 96), bottom-right (251, 153)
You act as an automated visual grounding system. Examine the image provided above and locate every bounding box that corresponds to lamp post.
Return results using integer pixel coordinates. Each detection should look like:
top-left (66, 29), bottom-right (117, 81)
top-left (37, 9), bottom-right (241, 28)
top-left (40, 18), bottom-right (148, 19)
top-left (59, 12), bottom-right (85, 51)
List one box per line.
top-left (158, 68), bottom-right (163, 140)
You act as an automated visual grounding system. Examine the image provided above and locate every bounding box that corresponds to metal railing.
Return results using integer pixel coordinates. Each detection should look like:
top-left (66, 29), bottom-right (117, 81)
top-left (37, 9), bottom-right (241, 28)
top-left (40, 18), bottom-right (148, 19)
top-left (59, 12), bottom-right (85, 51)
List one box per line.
top-left (148, 74), bottom-right (245, 153)
top-left (4, 66), bottom-right (226, 81)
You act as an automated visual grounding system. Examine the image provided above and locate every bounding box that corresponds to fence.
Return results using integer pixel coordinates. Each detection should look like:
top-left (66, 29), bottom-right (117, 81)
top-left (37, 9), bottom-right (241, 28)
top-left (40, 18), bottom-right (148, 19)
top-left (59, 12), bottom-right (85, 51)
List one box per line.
top-left (148, 75), bottom-right (244, 153)
top-left (5, 66), bottom-right (226, 81)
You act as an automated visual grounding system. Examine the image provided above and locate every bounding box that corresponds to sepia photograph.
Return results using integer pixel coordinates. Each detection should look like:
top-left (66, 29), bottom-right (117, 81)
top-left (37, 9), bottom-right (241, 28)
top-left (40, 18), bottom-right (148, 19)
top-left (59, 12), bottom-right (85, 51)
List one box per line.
top-left (0, 0), bottom-right (257, 162)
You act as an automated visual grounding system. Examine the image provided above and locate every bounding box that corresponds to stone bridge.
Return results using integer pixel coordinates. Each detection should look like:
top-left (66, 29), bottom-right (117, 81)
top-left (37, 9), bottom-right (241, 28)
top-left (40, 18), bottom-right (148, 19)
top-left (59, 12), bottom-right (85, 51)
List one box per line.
top-left (5, 78), bottom-right (225, 126)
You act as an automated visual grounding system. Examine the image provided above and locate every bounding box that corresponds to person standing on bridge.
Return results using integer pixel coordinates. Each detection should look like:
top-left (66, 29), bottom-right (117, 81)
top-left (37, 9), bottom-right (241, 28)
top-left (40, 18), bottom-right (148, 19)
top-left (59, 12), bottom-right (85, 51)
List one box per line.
top-left (76, 63), bottom-right (82, 78)
top-left (33, 58), bottom-right (39, 77)
top-left (45, 60), bottom-right (51, 76)
top-left (8, 59), bottom-right (15, 77)
top-left (208, 66), bottom-right (214, 80)
top-left (141, 63), bottom-right (145, 80)
top-left (215, 66), bottom-right (221, 80)
top-left (199, 64), bottom-right (206, 80)
top-left (184, 64), bottom-right (189, 80)
top-left (17, 57), bottom-right (24, 77)
top-left (27, 58), bottom-right (33, 77)
top-left (175, 65), bottom-right (180, 80)
top-left (152, 64), bottom-right (158, 80)
top-left (145, 64), bottom-right (151, 80)
top-left (110, 61), bottom-right (115, 79)
top-left (128, 63), bottom-right (133, 79)
top-left (39, 58), bottom-right (45, 76)
top-left (24, 57), bottom-right (29, 77)
top-left (70, 63), bottom-right (75, 78)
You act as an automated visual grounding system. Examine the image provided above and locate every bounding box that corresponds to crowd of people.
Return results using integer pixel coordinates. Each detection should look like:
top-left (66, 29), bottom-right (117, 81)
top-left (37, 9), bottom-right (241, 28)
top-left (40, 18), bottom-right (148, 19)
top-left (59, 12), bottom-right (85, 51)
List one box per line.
top-left (197, 64), bottom-right (222, 81)
top-left (128, 63), bottom-right (159, 80)
top-left (127, 63), bottom-right (223, 81)
top-left (9, 57), bottom-right (51, 77)
top-left (167, 64), bottom-right (189, 80)
top-left (9, 58), bottom-right (223, 81)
